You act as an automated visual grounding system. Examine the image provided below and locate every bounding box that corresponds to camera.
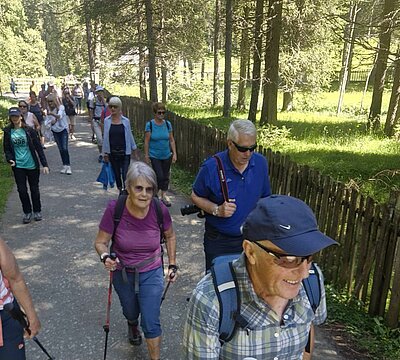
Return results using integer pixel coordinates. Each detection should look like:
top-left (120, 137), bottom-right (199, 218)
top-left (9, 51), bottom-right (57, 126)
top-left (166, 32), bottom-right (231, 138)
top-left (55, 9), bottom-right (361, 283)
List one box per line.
top-left (180, 204), bottom-right (205, 218)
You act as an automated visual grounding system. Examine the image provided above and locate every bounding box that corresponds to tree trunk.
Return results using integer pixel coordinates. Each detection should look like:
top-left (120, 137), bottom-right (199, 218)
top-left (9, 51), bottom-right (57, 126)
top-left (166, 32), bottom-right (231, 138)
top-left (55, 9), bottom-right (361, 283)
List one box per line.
top-left (144, 0), bottom-right (158, 102)
top-left (281, 91), bottom-right (293, 111)
top-left (84, 2), bottom-right (95, 83)
top-left (237, 4), bottom-right (250, 110)
top-left (136, 0), bottom-right (147, 99)
top-left (368, 0), bottom-right (395, 130)
top-left (260, 0), bottom-right (283, 126)
top-left (213, 0), bottom-right (220, 106)
top-left (248, 0), bottom-right (264, 122)
top-left (223, 0), bottom-right (233, 117)
top-left (201, 59), bottom-right (205, 81)
top-left (337, 1), bottom-right (359, 114)
top-left (384, 46), bottom-right (400, 136)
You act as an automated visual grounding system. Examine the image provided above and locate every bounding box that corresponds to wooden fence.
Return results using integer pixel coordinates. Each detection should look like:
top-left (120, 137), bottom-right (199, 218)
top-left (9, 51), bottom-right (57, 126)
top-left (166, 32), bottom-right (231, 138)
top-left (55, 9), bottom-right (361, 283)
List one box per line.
top-left (122, 96), bottom-right (400, 329)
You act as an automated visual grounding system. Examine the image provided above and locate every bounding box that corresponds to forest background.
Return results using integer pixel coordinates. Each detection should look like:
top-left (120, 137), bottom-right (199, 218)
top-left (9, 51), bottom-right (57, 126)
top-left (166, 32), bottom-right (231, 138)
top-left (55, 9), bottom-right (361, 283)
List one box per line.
top-left (1, 0), bottom-right (400, 358)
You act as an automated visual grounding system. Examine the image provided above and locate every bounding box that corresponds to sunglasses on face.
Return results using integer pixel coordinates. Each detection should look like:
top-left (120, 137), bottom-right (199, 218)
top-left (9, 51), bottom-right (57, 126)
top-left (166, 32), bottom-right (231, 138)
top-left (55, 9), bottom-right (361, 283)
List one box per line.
top-left (253, 241), bottom-right (313, 269)
top-left (132, 185), bottom-right (154, 194)
top-left (109, 105), bottom-right (118, 109)
top-left (157, 111), bottom-right (165, 115)
top-left (232, 140), bottom-right (257, 153)
top-left (18, 105), bottom-right (27, 108)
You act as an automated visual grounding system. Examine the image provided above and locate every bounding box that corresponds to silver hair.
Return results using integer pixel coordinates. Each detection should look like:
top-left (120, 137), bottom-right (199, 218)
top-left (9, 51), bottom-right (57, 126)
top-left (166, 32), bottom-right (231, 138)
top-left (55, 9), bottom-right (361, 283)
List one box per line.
top-left (125, 161), bottom-right (158, 194)
top-left (227, 120), bottom-right (257, 142)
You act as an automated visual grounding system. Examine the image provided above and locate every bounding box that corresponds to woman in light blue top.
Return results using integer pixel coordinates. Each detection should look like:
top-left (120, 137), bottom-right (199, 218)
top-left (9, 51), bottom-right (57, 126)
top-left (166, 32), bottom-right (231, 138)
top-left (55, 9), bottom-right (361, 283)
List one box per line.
top-left (102, 96), bottom-right (138, 193)
top-left (144, 102), bottom-right (177, 207)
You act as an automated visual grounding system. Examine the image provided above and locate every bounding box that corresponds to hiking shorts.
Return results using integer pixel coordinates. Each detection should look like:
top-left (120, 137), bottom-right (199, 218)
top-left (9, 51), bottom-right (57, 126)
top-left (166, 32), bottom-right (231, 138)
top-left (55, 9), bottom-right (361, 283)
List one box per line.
top-left (113, 266), bottom-right (163, 339)
top-left (0, 302), bottom-right (26, 360)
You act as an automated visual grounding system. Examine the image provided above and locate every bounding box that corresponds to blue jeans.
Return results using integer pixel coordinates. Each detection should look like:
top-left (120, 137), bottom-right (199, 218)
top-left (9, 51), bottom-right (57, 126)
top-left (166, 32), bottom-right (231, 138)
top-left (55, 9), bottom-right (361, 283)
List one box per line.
top-left (52, 129), bottom-right (70, 165)
top-left (0, 301), bottom-right (26, 360)
top-left (113, 267), bottom-right (163, 339)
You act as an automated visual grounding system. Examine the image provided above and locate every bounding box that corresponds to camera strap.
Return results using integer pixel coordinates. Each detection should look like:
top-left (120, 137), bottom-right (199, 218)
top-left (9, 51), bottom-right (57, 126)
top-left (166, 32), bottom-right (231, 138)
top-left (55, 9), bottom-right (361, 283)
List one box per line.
top-left (213, 155), bottom-right (229, 202)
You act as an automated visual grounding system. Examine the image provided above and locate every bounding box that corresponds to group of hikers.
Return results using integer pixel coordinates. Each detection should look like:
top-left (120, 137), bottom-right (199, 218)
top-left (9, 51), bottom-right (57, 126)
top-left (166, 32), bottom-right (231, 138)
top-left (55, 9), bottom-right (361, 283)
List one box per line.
top-left (1, 81), bottom-right (339, 359)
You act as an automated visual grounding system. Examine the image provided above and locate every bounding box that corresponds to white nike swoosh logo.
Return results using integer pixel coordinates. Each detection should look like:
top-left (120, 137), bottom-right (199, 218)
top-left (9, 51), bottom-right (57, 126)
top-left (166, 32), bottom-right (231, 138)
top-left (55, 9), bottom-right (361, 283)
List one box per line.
top-left (279, 224), bottom-right (291, 230)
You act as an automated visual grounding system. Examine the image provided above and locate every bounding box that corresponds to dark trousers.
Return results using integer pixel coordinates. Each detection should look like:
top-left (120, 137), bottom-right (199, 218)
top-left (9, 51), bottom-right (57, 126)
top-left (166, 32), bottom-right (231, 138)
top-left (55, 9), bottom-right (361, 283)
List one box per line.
top-left (52, 129), bottom-right (70, 165)
top-left (150, 157), bottom-right (172, 191)
top-left (203, 223), bottom-right (244, 271)
top-left (12, 167), bottom-right (41, 214)
top-left (109, 155), bottom-right (130, 190)
top-left (0, 304), bottom-right (26, 360)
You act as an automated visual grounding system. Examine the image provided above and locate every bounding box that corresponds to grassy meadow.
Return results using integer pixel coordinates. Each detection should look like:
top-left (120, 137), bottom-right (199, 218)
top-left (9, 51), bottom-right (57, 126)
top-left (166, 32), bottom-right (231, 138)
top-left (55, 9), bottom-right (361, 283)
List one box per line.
top-left (0, 98), bottom-right (16, 215)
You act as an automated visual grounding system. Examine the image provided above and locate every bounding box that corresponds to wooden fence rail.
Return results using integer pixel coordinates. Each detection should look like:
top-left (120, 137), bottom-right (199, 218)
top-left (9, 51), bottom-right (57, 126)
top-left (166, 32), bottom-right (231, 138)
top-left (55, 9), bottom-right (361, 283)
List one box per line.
top-left (121, 96), bottom-right (400, 329)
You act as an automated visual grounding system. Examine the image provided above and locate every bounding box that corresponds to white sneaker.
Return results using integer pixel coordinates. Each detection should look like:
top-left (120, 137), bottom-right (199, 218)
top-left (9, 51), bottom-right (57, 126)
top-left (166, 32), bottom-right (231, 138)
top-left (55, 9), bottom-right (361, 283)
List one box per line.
top-left (60, 165), bottom-right (68, 174)
top-left (66, 166), bottom-right (72, 175)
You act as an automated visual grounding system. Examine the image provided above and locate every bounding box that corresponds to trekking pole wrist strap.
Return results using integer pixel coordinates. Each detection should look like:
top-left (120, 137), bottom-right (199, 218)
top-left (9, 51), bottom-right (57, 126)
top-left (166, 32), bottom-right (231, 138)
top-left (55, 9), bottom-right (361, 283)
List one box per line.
top-left (168, 265), bottom-right (178, 271)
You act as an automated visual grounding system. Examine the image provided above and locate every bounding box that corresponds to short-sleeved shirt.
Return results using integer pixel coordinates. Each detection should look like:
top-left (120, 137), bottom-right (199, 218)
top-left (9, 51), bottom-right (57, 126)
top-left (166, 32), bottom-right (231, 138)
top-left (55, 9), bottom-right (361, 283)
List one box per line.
top-left (11, 129), bottom-right (36, 169)
top-left (99, 199), bottom-right (172, 272)
top-left (145, 119), bottom-right (172, 160)
top-left (192, 149), bottom-right (271, 236)
top-left (183, 254), bottom-right (327, 360)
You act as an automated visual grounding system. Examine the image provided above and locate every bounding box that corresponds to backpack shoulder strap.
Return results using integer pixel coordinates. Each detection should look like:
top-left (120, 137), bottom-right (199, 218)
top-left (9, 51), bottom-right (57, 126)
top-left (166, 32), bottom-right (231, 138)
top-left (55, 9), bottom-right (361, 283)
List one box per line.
top-left (213, 155), bottom-right (229, 203)
top-left (112, 194), bottom-right (128, 243)
top-left (153, 197), bottom-right (165, 244)
top-left (166, 120), bottom-right (171, 131)
top-left (302, 262), bottom-right (321, 312)
top-left (211, 261), bottom-right (241, 343)
top-left (149, 119), bottom-right (153, 133)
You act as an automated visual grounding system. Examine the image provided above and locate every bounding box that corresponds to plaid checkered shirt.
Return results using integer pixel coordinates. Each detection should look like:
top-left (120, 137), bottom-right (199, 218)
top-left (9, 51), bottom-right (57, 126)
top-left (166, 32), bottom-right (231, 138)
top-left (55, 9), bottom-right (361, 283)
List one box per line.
top-left (183, 254), bottom-right (327, 360)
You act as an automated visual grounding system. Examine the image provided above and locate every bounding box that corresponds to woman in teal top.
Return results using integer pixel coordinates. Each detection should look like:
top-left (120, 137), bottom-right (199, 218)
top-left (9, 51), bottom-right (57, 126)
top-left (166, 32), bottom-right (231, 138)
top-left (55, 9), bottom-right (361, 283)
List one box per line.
top-left (144, 102), bottom-right (177, 207)
top-left (3, 107), bottom-right (49, 224)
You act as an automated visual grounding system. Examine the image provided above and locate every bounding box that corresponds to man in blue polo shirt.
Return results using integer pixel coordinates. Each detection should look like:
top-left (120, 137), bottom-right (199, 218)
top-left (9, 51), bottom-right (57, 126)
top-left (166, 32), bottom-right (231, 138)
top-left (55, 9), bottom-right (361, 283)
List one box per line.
top-left (191, 119), bottom-right (271, 271)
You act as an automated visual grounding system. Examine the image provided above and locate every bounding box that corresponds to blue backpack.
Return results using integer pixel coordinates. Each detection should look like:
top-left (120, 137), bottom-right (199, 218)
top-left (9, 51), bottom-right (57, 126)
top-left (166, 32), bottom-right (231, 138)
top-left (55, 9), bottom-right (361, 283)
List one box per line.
top-left (211, 257), bottom-right (321, 349)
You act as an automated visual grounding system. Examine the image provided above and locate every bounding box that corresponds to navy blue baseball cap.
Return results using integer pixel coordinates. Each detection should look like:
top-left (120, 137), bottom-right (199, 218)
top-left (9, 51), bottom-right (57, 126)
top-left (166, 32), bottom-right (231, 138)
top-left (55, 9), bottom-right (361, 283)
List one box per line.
top-left (242, 195), bottom-right (338, 256)
top-left (8, 107), bottom-right (21, 117)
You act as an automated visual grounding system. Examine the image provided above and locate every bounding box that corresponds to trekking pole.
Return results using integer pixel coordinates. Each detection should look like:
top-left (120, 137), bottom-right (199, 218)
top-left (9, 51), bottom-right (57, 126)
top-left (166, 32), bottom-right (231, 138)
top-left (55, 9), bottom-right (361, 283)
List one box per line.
top-left (4, 302), bottom-right (55, 359)
top-left (161, 267), bottom-right (178, 304)
top-left (103, 253), bottom-right (116, 360)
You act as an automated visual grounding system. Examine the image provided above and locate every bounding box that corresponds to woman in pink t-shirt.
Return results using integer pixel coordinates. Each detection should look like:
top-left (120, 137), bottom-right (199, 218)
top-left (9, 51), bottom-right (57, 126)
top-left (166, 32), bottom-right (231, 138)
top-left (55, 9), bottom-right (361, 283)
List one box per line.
top-left (95, 161), bottom-right (178, 360)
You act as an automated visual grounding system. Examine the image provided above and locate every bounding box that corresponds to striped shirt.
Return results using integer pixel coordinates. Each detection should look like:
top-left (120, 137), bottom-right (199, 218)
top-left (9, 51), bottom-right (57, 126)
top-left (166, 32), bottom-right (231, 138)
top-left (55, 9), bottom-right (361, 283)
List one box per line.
top-left (0, 271), bottom-right (14, 310)
top-left (183, 254), bottom-right (327, 360)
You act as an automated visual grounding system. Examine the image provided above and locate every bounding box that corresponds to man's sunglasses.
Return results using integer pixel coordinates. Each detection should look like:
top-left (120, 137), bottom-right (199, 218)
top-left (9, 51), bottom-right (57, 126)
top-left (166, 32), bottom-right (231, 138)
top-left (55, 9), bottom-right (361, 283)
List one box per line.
top-left (253, 241), bottom-right (313, 269)
top-left (232, 141), bottom-right (257, 153)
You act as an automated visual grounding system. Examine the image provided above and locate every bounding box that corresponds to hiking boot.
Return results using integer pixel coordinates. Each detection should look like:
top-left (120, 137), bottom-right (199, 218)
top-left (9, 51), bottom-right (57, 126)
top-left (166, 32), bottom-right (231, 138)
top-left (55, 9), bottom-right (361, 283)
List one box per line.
top-left (162, 198), bottom-right (171, 207)
top-left (23, 213), bottom-right (32, 224)
top-left (128, 321), bottom-right (142, 346)
top-left (33, 212), bottom-right (42, 221)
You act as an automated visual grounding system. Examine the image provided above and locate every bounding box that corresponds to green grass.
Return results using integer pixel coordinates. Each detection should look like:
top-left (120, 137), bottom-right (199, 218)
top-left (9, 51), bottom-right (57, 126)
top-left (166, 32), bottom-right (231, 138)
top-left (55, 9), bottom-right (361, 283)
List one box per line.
top-left (167, 90), bottom-right (399, 204)
top-left (0, 97), bottom-right (16, 215)
top-left (326, 285), bottom-right (400, 359)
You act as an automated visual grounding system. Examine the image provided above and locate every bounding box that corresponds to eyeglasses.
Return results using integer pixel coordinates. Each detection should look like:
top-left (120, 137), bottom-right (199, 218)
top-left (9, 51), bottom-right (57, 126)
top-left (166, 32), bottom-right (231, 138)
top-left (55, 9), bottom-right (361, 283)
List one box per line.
top-left (109, 105), bottom-right (118, 109)
top-left (47, 101), bottom-right (54, 104)
top-left (18, 105), bottom-right (27, 108)
top-left (253, 241), bottom-right (313, 269)
top-left (132, 185), bottom-right (154, 194)
top-left (157, 111), bottom-right (165, 115)
top-left (232, 141), bottom-right (257, 153)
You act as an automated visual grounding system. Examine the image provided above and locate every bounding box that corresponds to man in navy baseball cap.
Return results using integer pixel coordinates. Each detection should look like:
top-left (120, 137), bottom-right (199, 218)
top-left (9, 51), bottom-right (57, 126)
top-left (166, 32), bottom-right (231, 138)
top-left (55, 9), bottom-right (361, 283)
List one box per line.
top-left (184, 194), bottom-right (338, 359)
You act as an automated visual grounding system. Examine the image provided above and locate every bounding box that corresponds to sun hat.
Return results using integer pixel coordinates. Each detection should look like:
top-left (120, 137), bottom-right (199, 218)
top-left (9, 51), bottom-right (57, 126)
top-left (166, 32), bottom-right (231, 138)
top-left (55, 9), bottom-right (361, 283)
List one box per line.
top-left (8, 107), bottom-right (21, 117)
top-left (95, 85), bottom-right (104, 92)
top-left (108, 97), bottom-right (122, 108)
top-left (242, 195), bottom-right (338, 256)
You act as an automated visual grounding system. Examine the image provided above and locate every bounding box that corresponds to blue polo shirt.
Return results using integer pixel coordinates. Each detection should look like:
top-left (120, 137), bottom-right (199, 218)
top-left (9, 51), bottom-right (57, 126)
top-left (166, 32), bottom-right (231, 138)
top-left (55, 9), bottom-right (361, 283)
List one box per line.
top-left (192, 149), bottom-right (271, 237)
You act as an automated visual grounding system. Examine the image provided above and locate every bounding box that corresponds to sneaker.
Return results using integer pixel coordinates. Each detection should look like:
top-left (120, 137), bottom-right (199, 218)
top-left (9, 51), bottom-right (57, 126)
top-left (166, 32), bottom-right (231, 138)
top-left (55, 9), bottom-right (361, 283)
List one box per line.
top-left (98, 155), bottom-right (103, 163)
top-left (33, 212), bottom-right (42, 221)
top-left (66, 166), bottom-right (72, 175)
top-left (60, 165), bottom-right (68, 174)
top-left (70, 134), bottom-right (76, 141)
top-left (128, 321), bottom-right (142, 346)
top-left (42, 145), bottom-right (46, 149)
top-left (23, 213), bottom-right (32, 224)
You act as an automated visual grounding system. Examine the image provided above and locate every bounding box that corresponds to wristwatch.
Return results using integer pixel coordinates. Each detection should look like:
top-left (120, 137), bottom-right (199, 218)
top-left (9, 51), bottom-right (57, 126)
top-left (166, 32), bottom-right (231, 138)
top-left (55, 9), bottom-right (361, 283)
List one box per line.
top-left (100, 252), bottom-right (110, 263)
top-left (212, 205), bottom-right (219, 217)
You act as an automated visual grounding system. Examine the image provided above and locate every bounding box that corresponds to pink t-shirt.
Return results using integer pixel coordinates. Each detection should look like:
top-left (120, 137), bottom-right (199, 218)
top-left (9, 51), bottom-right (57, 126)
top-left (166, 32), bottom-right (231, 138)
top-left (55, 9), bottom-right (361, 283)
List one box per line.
top-left (99, 199), bottom-right (172, 272)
